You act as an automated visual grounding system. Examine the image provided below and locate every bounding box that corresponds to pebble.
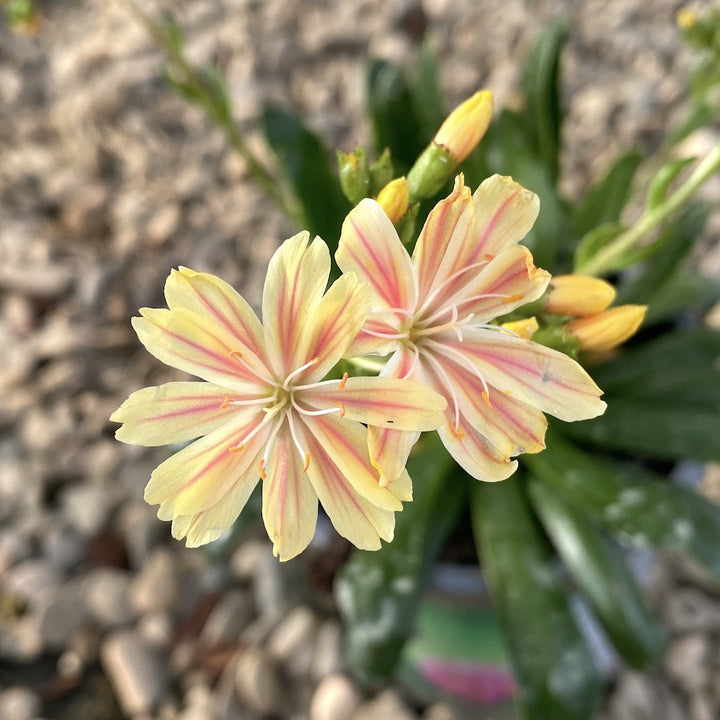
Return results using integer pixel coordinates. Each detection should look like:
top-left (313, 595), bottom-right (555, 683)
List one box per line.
top-left (266, 604), bottom-right (318, 675)
top-left (59, 484), bottom-right (115, 536)
top-left (350, 688), bottom-right (417, 720)
top-left (83, 568), bottom-right (136, 627)
top-left (101, 630), bottom-right (168, 716)
top-left (128, 547), bottom-right (180, 614)
top-left (3, 559), bottom-right (63, 609)
top-left (310, 619), bottom-right (344, 681)
top-left (0, 686), bottom-right (42, 720)
top-left (664, 588), bottom-right (720, 633)
top-left (664, 633), bottom-right (710, 694)
top-left (199, 589), bottom-right (254, 648)
top-left (309, 674), bottom-right (363, 720)
top-left (234, 646), bottom-right (284, 716)
top-left (38, 580), bottom-right (89, 649)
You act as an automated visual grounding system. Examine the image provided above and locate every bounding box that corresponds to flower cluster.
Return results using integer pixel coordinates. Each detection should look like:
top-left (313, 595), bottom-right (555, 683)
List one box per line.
top-left (112, 174), bottom-right (607, 560)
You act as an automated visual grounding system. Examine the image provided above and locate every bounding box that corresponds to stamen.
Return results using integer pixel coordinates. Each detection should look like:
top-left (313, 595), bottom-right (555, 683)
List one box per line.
top-left (221, 396), bottom-right (230, 409)
top-left (229, 443), bottom-right (244, 453)
top-left (503, 293), bottom-right (525, 304)
top-left (336, 401), bottom-right (346, 417)
top-left (227, 411), bottom-right (275, 454)
top-left (363, 327), bottom-right (411, 341)
top-left (421, 293), bottom-right (508, 328)
top-left (482, 389), bottom-right (494, 408)
top-left (450, 422), bottom-right (465, 439)
top-left (338, 372), bottom-right (348, 390)
top-left (426, 339), bottom-right (494, 407)
top-left (258, 458), bottom-right (267, 479)
top-left (419, 348), bottom-right (461, 435)
top-left (290, 396), bottom-right (343, 417)
top-left (228, 350), bottom-right (274, 384)
top-left (283, 357), bottom-right (319, 389)
top-left (302, 454), bottom-right (311, 474)
top-left (225, 392), bottom-right (279, 408)
top-left (417, 260), bottom-right (492, 316)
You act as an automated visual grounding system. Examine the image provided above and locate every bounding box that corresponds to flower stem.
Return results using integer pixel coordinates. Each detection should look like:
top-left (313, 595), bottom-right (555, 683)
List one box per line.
top-left (578, 141), bottom-right (720, 276)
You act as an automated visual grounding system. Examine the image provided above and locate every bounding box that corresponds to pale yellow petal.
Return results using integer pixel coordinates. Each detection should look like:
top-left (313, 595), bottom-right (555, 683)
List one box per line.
top-left (144, 411), bottom-right (269, 516)
top-left (133, 307), bottom-right (270, 392)
top-left (367, 425), bottom-right (419, 487)
top-left (262, 232), bottom-right (331, 377)
top-left (336, 199), bottom-right (417, 310)
top-left (164, 267), bottom-right (265, 359)
top-left (111, 381), bottom-right (255, 447)
top-left (471, 174), bottom-right (540, 256)
top-left (262, 428), bottom-right (319, 561)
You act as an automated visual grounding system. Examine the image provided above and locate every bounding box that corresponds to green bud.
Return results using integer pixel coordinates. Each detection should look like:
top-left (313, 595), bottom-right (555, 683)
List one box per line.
top-left (396, 203), bottom-right (420, 245)
top-left (528, 324), bottom-right (581, 358)
top-left (368, 148), bottom-right (394, 195)
top-left (406, 143), bottom-right (457, 202)
top-left (337, 147), bottom-right (370, 205)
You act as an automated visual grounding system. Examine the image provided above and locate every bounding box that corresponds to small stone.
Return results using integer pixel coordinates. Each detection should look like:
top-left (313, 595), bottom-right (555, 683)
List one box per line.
top-left (230, 538), bottom-right (266, 580)
top-left (309, 674), bottom-right (362, 720)
top-left (137, 611), bottom-right (174, 650)
top-left (0, 686), bottom-right (42, 720)
top-left (60, 484), bottom-right (115, 536)
top-left (0, 615), bottom-right (43, 662)
top-left (83, 568), bottom-right (136, 627)
top-left (664, 588), bottom-right (720, 633)
top-left (101, 630), bottom-right (167, 716)
top-left (350, 689), bottom-right (416, 720)
top-left (200, 589), bottom-right (254, 648)
top-left (664, 634), bottom-right (710, 693)
top-left (253, 546), bottom-right (289, 615)
top-left (146, 203), bottom-right (181, 246)
top-left (689, 693), bottom-right (715, 720)
top-left (3, 559), bottom-right (63, 609)
top-left (129, 548), bottom-right (180, 614)
top-left (422, 702), bottom-right (463, 720)
top-left (266, 604), bottom-right (317, 675)
top-left (234, 646), bottom-right (283, 716)
top-left (39, 580), bottom-right (89, 650)
top-left (310, 619), bottom-right (343, 681)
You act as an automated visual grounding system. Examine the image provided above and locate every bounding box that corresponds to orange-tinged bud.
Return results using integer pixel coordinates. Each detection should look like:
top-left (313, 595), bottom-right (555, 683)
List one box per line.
top-left (545, 275), bottom-right (616, 317)
top-left (501, 317), bottom-right (539, 340)
top-left (567, 305), bottom-right (647, 352)
top-left (434, 90), bottom-right (494, 164)
top-left (376, 177), bottom-right (410, 224)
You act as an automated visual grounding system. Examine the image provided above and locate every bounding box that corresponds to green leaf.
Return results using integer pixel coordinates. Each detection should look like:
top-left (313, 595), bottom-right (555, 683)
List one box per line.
top-left (589, 326), bottom-right (720, 405)
top-left (335, 435), bottom-right (464, 686)
top-left (472, 478), bottom-right (602, 720)
top-left (646, 157), bottom-right (698, 210)
top-left (616, 201), bottom-right (711, 305)
top-left (642, 269), bottom-right (720, 325)
top-left (524, 432), bottom-right (720, 584)
top-left (367, 59), bottom-right (425, 171)
top-left (520, 21), bottom-right (568, 183)
top-left (260, 105), bottom-right (349, 248)
top-left (571, 151), bottom-right (642, 239)
top-left (409, 39), bottom-right (447, 142)
top-left (565, 400), bottom-right (720, 462)
top-left (527, 478), bottom-right (666, 669)
top-left (573, 223), bottom-right (626, 274)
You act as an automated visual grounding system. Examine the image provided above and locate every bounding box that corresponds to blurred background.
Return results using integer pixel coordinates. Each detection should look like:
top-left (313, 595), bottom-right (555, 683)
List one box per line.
top-left (1, 1), bottom-right (718, 719)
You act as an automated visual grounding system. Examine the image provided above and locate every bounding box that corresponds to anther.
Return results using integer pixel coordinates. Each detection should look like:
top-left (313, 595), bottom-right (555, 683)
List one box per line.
top-left (221, 396), bottom-right (230, 409)
top-left (302, 453), bottom-right (311, 473)
top-left (336, 401), bottom-right (346, 417)
top-left (258, 458), bottom-right (267, 480)
top-left (503, 293), bottom-right (525, 304)
top-left (482, 390), bottom-right (494, 408)
top-left (338, 372), bottom-right (348, 390)
top-left (228, 350), bottom-right (244, 360)
top-left (229, 442), bottom-right (244, 453)
top-left (450, 423), bottom-right (465, 439)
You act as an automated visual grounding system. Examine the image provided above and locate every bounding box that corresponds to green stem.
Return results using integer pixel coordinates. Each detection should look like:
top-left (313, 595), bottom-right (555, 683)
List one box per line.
top-left (578, 141), bottom-right (720, 276)
top-left (122, 0), bottom-right (302, 226)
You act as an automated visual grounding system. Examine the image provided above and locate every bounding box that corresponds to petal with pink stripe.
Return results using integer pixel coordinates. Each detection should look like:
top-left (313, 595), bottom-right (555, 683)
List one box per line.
top-left (262, 428), bottom-right (319, 561)
top-left (111, 381), bottom-right (263, 447)
top-left (336, 199), bottom-right (416, 311)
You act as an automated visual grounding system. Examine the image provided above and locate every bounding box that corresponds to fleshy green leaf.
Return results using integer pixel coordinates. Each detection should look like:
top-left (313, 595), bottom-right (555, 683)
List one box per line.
top-left (573, 223), bottom-right (626, 275)
top-left (367, 59), bottom-right (426, 171)
top-left (409, 39), bottom-right (447, 143)
top-left (335, 435), bottom-right (464, 686)
top-left (520, 21), bottom-right (568, 183)
top-left (527, 477), bottom-right (666, 669)
top-left (571, 150), bottom-right (642, 239)
top-left (260, 105), bottom-right (349, 248)
top-left (471, 477), bottom-right (602, 720)
top-left (588, 326), bottom-right (720, 405)
top-left (646, 157), bottom-right (698, 210)
top-left (524, 431), bottom-right (720, 584)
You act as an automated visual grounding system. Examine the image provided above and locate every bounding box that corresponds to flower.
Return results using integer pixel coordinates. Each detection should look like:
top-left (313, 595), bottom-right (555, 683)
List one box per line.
top-left (336, 174), bottom-right (606, 484)
top-left (111, 232), bottom-right (446, 560)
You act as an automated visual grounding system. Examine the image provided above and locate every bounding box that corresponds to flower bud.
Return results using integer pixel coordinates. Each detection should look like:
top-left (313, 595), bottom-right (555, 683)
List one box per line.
top-left (407, 90), bottom-right (493, 202)
top-left (368, 148), bottom-right (394, 195)
top-left (337, 147), bottom-right (370, 205)
top-left (501, 317), bottom-right (539, 340)
top-left (566, 305), bottom-right (647, 352)
top-left (376, 177), bottom-right (410, 224)
top-left (434, 90), bottom-right (494, 164)
top-left (545, 275), bottom-right (616, 317)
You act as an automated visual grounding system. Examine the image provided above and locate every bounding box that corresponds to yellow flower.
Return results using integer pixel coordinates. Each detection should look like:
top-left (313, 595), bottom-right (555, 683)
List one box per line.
top-left (566, 305), bottom-right (647, 352)
top-left (545, 275), bottom-right (616, 316)
top-left (337, 174), bottom-right (606, 485)
top-left (376, 177), bottom-right (410, 224)
top-left (111, 232), bottom-right (445, 560)
top-left (434, 90), bottom-right (494, 164)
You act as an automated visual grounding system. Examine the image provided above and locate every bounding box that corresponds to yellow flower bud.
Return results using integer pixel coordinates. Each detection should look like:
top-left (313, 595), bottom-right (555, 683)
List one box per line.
top-left (434, 90), bottom-right (494, 164)
top-left (566, 305), bottom-right (647, 352)
top-left (545, 275), bottom-right (616, 317)
top-left (376, 177), bottom-right (410, 224)
top-left (676, 6), bottom-right (697, 29)
top-left (501, 317), bottom-right (539, 340)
